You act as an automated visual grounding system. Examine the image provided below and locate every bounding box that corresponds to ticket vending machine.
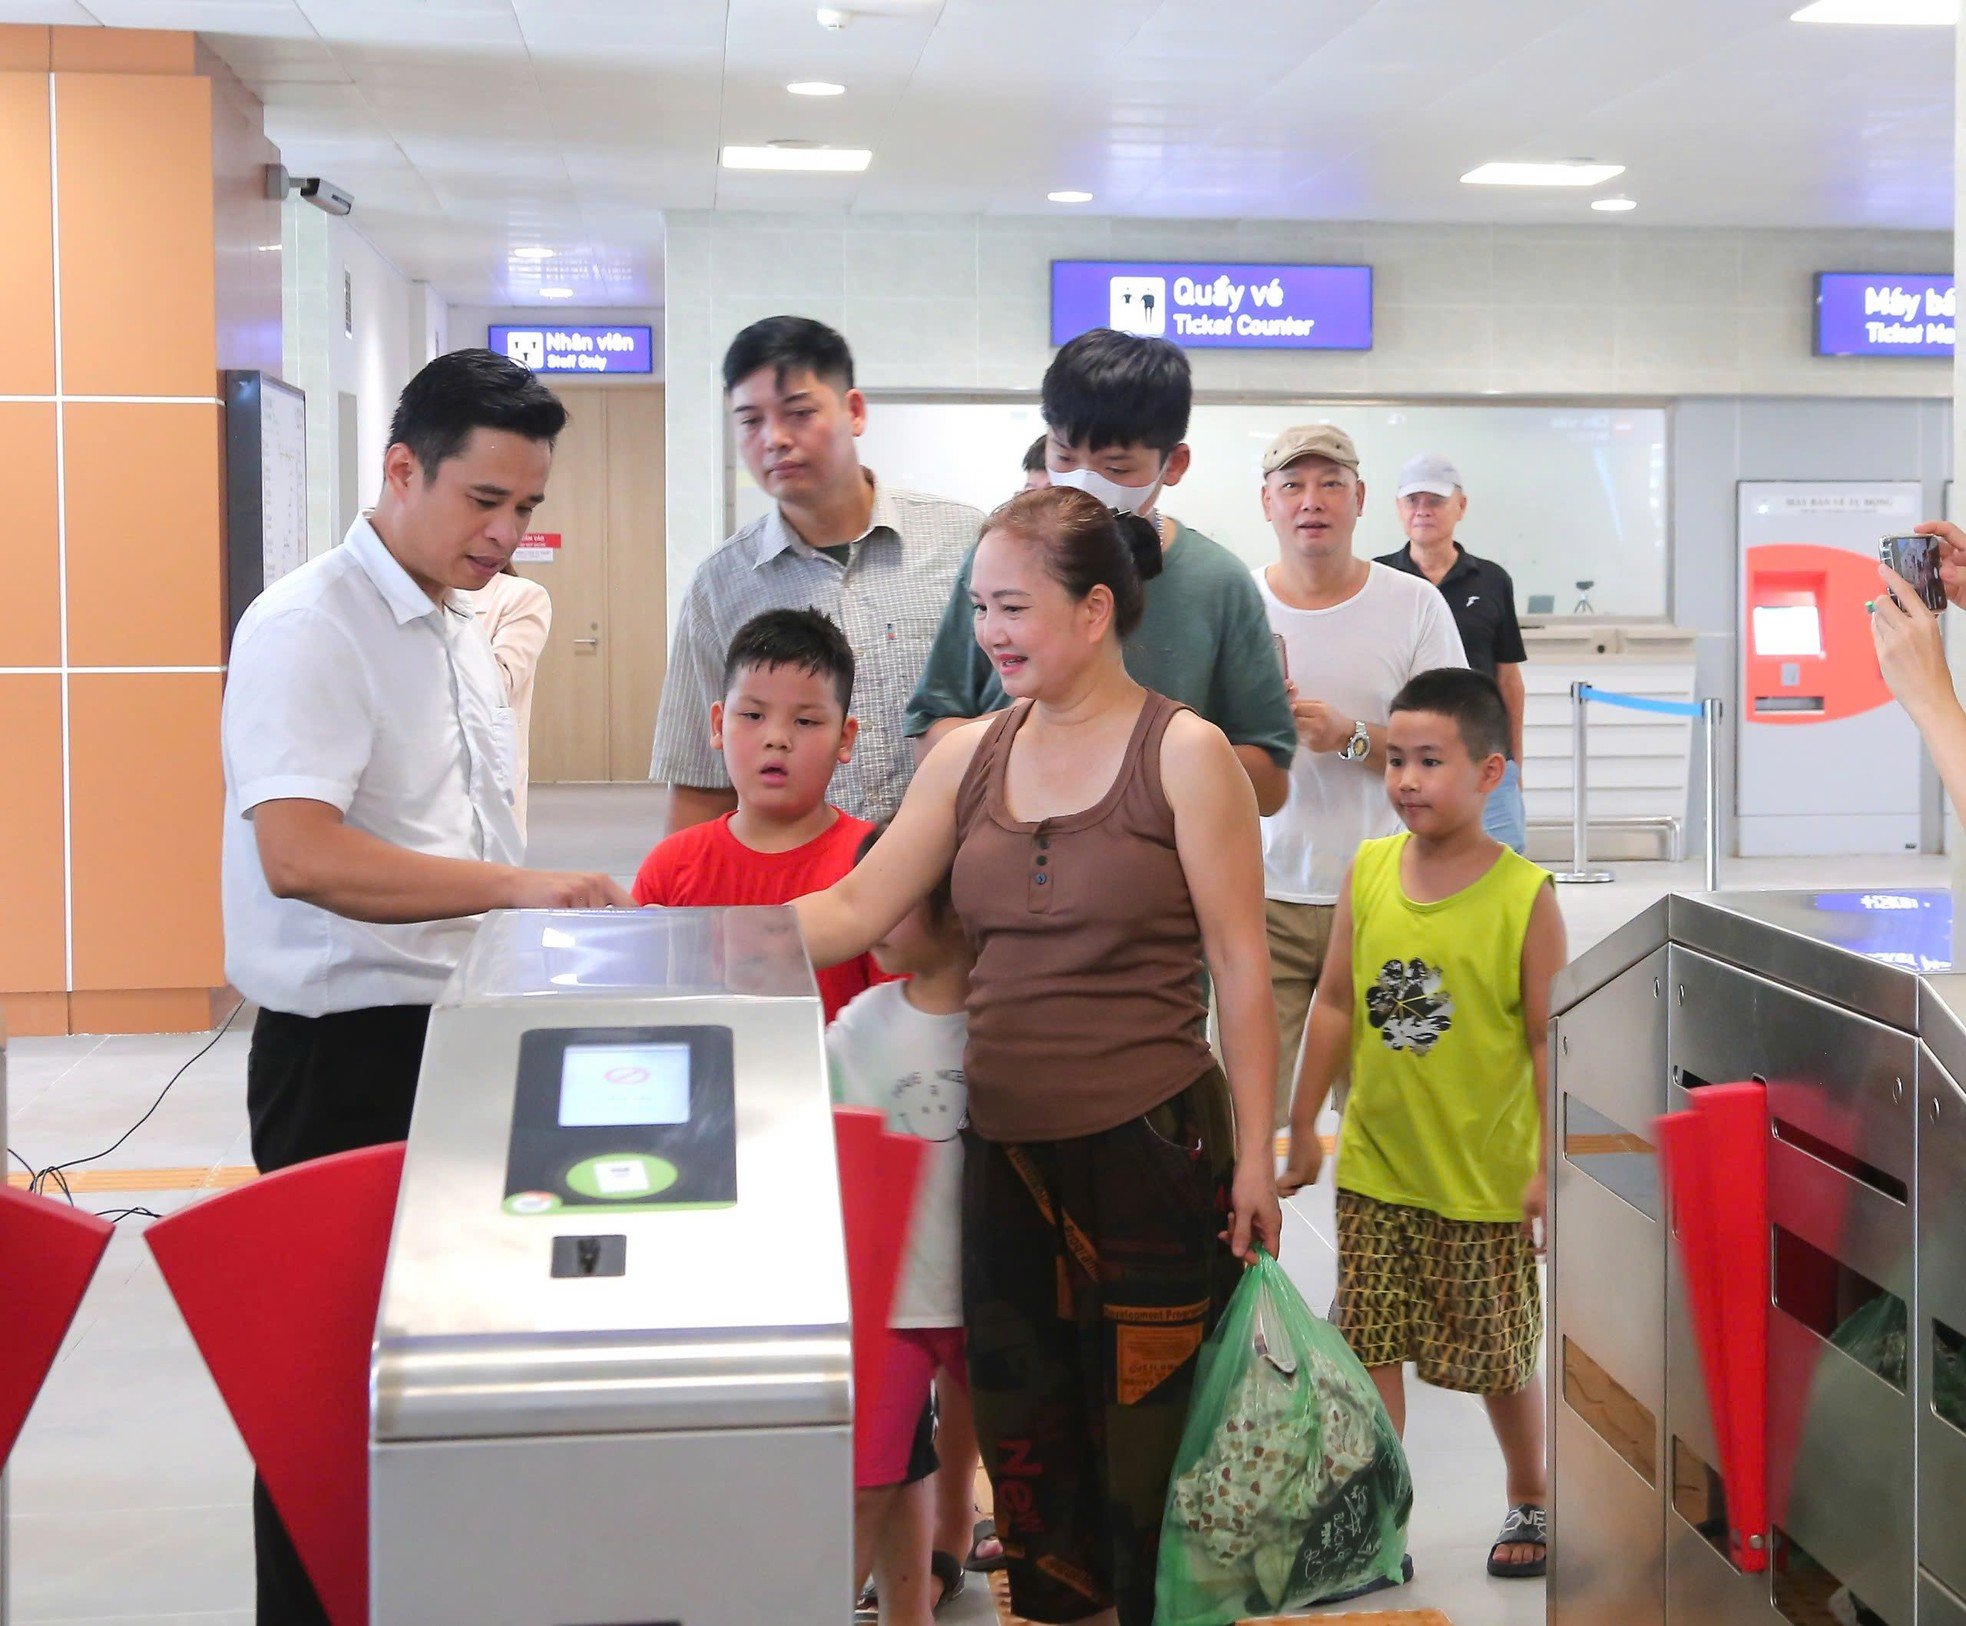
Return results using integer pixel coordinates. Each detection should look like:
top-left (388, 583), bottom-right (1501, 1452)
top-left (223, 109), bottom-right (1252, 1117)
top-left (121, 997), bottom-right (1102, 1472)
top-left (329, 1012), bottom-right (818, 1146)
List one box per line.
top-left (1737, 482), bottom-right (1927, 856)
top-left (370, 907), bottom-right (852, 1625)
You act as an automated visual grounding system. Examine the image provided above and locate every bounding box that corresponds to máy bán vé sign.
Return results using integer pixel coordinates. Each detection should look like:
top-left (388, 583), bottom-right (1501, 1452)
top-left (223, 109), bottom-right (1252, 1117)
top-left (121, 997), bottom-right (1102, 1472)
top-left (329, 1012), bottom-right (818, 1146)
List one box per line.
top-left (1814, 273), bottom-right (1955, 359)
top-left (490, 324), bottom-right (655, 375)
top-left (1050, 261), bottom-right (1373, 351)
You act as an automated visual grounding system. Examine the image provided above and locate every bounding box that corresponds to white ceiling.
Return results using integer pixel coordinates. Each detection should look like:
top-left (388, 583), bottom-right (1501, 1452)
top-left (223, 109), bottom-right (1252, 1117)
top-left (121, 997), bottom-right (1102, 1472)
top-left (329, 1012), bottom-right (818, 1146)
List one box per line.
top-left (1, 0), bottom-right (1954, 307)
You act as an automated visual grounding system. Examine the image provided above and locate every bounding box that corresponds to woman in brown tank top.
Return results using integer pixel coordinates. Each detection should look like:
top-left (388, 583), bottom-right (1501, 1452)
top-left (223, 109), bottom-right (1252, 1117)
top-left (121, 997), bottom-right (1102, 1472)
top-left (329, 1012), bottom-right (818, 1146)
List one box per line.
top-left (797, 487), bottom-right (1280, 1626)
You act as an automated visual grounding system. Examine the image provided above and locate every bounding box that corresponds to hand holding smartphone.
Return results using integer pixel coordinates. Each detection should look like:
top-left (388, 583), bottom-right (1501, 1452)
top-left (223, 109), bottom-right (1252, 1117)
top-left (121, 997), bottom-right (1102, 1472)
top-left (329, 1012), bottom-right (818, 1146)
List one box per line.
top-left (1272, 632), bottom-right (1289, 682)
top-left (1881, 534), bottom-right (1947, 614)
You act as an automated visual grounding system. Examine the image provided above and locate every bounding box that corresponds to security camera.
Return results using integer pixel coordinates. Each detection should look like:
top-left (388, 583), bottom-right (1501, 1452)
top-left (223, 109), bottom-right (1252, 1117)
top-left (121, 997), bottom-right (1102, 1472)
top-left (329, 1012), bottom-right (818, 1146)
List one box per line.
top-left (297, 177), bottom-right (355, 217)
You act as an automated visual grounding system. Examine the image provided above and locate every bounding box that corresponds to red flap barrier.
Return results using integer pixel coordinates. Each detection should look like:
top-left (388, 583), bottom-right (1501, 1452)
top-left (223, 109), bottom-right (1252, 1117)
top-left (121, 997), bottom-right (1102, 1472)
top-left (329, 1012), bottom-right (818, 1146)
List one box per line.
top-left (833, 1107), bottom-right (927, 1478)
top-left (0, 1187), bottom-right (114, 1466)
top-left (145, 1143), bottom-right (405, 1626)
top-left (1657, 1082), bottom-right (1770, 1574)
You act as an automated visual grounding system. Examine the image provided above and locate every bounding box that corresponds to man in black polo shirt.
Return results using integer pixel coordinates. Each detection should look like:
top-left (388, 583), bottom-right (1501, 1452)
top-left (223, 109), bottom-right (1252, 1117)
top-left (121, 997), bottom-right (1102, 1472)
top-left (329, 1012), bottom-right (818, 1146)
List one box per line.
top-left (1376, 453), bottom-right (1529, 851)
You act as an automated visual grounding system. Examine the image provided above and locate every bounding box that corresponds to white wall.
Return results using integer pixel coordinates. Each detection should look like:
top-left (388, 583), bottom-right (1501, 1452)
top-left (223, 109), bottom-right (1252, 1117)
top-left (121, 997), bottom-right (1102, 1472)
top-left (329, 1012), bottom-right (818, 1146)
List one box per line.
top-left (664, 211), bottom-right (1953, 624)
top-left (281, 198), bottom-right (450, 556)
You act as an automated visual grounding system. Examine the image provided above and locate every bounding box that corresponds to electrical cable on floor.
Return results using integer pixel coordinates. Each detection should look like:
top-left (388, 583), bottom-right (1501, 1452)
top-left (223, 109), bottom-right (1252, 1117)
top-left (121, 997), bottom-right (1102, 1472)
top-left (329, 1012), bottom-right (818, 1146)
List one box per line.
top-left (6, 1001), bottom-right (245, 1219)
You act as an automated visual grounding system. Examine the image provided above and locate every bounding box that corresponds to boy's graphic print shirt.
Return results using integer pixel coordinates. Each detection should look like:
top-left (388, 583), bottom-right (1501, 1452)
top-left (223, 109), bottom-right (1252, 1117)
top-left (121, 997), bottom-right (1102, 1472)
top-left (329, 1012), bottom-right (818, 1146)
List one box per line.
top-left (1337, 834), bottom-right (1550, 1223)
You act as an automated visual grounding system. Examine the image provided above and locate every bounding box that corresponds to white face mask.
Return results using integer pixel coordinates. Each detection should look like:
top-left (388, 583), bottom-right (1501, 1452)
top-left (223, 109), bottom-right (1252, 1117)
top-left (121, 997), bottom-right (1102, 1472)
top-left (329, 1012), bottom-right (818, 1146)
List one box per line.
top-left (1048, 460), bottom-right (1165, 516)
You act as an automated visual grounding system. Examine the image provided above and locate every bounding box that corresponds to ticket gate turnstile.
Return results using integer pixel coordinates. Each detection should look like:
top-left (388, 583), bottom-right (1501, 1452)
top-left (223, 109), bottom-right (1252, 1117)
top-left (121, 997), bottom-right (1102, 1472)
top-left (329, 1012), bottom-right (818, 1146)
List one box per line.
top-left (370, 906), bottom-right (853, 1624)
top-left (1551, 889), bottom-right (1966, 1626)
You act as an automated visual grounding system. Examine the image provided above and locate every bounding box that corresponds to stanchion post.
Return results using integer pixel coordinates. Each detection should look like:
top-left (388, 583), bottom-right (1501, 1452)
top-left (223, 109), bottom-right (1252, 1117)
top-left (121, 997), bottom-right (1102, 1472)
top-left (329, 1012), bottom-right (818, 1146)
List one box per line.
top-left (1701, 697), bottom-right (1723, 893)
top-left (1555, 681), bottom-right (1613, 885)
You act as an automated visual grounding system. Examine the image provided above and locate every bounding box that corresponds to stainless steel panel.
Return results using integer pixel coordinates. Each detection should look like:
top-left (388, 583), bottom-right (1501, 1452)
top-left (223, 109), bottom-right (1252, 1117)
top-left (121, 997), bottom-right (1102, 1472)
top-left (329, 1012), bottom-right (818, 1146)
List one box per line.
top-left (370, 1425), bottom-right (852, 1625)
top-left (1766, 1308), bottom-right (1913, 1626)
top-left (1666, 1511), bottom-right (1777, 1626)
top-left (1670, 946), bottom-right (1914, 1191)
top-left (1554, 1169), bottom-right (1665, 1415)
top-left (446, 905), bottom-right (816, 1004)
top-left (1554, 895), bottom-right (1670, 1015)
top-left (1553, 944), bottom-right (1670, 1177)
top-left (1668, 891), bottom-right (1933, 1031)
top-left (1552, 1404), bottom-right (1665, 1626)
top-left (1919, 1046), bottom-right (1966, 1602)
top-left (1922, 1571), bottom-right (1966, 1626)
top-left (1919, 976), bottom-right (1966, 1090)
top-left (1767, 1136), bottom-right (1912, 1309)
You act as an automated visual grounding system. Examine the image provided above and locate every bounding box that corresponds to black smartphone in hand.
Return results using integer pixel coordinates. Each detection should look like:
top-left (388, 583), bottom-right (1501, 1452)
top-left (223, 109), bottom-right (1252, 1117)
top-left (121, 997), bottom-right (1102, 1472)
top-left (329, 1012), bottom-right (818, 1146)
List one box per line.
top-left (1881, 534), bottom-right (1947, 613)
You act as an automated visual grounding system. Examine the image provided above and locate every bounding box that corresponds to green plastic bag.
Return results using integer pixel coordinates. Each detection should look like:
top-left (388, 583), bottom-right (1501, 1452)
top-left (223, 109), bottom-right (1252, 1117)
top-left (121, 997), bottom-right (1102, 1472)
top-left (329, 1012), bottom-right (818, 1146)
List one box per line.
top-left (1829, 1292), bottom-right (1908, 1390)
top-left (1155, 1250), bottom-right (1413, 1626)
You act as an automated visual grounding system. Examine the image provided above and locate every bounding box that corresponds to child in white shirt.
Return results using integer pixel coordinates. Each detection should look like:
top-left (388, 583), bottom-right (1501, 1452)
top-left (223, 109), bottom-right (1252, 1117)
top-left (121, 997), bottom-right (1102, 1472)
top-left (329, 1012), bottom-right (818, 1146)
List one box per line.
top-left (830, 825), bottom-right (973, 1624)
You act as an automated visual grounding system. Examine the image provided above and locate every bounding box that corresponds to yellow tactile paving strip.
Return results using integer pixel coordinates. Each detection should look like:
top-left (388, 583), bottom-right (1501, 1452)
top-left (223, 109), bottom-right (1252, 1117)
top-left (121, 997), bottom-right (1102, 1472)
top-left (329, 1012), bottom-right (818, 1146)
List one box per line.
top-left (6, 1164), bottom-right (258, 1194)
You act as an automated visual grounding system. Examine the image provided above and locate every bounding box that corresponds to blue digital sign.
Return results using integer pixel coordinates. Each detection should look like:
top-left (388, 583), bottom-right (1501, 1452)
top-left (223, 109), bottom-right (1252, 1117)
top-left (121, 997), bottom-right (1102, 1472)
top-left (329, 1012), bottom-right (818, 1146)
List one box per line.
top-left (1050, 261), bottom-right (1373, 351)
top-left (1815, 273), bottom-right (1954, 358)
top-left (490, 323), bottom-right (654, 375)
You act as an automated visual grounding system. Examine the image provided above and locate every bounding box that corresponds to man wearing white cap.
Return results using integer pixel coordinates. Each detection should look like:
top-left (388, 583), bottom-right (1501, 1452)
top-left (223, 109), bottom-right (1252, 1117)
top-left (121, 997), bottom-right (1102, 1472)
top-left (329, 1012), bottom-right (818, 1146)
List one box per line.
top-left (1255, 424), bottom-right (1467, 1127)
top-left (1377, 454), bottom-right (1530, 852)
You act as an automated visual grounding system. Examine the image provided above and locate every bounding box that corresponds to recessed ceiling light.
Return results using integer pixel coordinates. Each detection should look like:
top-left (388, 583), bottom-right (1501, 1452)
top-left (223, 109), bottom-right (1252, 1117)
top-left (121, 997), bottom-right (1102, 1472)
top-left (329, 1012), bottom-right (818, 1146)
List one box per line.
top-left (1591, 196), bottom-right (1638, 212)
top-left (511, 245), bottom-right (556, 260)
top-left (1048, 190), bottom-right (1094, 204)
top-left (539, 287), bottom-right (574, 299)
top-left (1461, 160), bottom-right (1626, 188)
top-left (721, 144), bottom-right (872, 172)
top-left (1792, 0), bottom-right (1954, 21)
top-left (787, 81), bottom-right (846, 96)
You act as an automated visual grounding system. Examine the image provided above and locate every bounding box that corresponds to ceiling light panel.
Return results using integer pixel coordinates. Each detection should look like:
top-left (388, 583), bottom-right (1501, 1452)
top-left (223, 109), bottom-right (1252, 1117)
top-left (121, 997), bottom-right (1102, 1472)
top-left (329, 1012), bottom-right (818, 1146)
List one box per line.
top-left (721, 144), bottom-right (873, 171)
top-left (1791, 0), bottom-right (1956, 21)
top-left (788, 81), bottom-right (847, 95)
top-left (1461, 160), bottom-right (1625, 187)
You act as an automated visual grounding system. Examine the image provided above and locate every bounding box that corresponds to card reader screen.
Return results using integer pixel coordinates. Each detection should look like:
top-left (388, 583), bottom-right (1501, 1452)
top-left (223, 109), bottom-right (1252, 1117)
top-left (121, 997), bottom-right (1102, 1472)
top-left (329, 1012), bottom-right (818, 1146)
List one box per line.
top-left (557, 1043), bottom-right (691, 1127)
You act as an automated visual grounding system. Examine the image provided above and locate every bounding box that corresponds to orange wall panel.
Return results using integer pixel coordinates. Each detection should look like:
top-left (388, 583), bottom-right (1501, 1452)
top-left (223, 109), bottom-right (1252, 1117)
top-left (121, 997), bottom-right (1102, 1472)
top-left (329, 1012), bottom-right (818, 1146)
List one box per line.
top-left (0, 404), bottom-right (59, 667)
top-left (0, 72), bottom-right (55, 395)
top-left (55, 73), bottom-right (215, 398)
top-left (64, 402), bottom-right (223, 668)
top-left (68, 671), bottom-right (223, 992)
top-left (51, 28), bottom-right (195, 75)
top-left (0, 26), bottom-right (50, 71)
top-left (0, 675), bottom-right (67, 995)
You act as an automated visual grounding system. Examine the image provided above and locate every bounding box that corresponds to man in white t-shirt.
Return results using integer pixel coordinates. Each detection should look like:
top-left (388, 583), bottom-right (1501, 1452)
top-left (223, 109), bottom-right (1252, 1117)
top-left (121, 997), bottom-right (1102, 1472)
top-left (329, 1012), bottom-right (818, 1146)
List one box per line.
top-left (1253, 424), bottom-right (1468, 1125)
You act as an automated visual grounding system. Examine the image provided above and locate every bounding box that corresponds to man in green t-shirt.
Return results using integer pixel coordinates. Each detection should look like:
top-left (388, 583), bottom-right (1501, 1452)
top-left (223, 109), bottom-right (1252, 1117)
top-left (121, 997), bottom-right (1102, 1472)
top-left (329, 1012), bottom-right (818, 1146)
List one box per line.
top-left (903, 329), bottom-right (1294, 813)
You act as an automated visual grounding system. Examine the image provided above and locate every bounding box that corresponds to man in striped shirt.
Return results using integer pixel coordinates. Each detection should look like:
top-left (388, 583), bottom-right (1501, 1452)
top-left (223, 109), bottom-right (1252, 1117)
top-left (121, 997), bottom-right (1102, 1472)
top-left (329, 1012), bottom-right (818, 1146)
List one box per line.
top-left (649, 317), bottom-right (984, 829)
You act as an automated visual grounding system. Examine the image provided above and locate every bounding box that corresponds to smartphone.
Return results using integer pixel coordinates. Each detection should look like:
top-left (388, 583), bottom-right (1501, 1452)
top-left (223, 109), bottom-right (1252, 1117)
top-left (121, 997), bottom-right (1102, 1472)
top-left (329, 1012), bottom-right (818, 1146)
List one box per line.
top-left (1881, 534), bottom-right (1947, 614)
top-left (1272, 632), bottom-right (1289, 682)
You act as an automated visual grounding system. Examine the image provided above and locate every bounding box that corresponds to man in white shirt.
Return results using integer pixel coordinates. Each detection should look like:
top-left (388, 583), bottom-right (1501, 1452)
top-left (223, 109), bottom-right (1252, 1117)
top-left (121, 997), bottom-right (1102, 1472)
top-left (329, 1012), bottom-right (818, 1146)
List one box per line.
top-left (220, 349), bottom-right (628, 1624)
top-left (1253, 424), bottom-right (1468, 1126)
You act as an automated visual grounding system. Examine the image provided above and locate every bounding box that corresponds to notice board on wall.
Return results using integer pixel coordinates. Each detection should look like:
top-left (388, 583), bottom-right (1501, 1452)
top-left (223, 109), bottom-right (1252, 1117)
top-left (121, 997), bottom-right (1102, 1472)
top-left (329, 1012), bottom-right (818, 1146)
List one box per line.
top-left (223, 370), bottom-right (308, 635)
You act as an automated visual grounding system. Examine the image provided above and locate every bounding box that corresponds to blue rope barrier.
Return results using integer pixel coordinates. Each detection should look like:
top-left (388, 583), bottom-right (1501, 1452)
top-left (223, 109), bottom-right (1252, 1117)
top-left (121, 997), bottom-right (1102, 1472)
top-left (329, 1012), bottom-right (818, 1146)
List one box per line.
top-left (1577, 684), bottom-right (1705, 720)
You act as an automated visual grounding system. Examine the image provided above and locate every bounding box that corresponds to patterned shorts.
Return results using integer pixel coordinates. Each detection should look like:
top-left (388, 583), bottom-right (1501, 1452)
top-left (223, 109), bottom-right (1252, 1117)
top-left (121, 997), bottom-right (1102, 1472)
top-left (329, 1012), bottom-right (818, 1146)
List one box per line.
top-left (1334, 1189), bottom-right (1542, 1395)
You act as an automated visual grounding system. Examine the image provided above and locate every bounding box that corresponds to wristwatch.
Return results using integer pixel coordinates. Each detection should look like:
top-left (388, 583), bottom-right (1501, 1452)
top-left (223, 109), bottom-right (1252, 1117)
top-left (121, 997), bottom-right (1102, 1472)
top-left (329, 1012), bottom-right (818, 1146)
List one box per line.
top-left (1339, 719), bottom-right (1371, 762)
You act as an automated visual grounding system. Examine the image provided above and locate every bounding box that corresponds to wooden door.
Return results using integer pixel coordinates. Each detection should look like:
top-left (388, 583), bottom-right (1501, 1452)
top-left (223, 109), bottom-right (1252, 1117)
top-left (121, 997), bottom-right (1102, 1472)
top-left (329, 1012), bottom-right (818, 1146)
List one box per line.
top-left (525, 384), bottom-right (667, 783)
top-left (526, 384), bottom-right (611, 782)
top-left (606, 386), bottom-right (666, 781)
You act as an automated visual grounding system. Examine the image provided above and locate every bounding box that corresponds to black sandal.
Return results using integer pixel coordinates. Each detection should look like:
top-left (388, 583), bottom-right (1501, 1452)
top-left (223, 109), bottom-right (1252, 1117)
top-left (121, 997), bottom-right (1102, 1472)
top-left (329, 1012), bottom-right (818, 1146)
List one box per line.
top-left (965, 1515), bottom-right (1006, 1573)
top-left (929, 1549), bottom-right (966, 1612)
top-left (1487, 1503), bottom-right (1548, 1578)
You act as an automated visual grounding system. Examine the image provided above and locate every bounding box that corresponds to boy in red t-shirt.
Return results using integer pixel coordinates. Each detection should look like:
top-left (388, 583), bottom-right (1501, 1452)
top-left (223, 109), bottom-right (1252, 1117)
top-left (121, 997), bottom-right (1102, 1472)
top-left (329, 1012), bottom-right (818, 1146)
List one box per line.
top-left (633, 608), bottom-right (885, 1018)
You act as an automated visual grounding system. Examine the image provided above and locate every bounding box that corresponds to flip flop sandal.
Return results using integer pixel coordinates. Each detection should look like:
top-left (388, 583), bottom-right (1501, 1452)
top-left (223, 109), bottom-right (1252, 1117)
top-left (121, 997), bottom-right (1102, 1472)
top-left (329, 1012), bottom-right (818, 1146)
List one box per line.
top-left (965, 1516), bottom-right (1006, 1573)
top-left (1488, 1503), bottom-right (1549, 1578)
top-left (930, 1549), bottom-right (967, 1613)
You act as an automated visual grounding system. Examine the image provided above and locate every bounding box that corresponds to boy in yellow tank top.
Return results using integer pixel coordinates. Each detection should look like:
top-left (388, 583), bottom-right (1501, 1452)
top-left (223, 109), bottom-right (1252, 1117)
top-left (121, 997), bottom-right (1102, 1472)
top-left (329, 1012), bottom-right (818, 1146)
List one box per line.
top-left (1278, 668), bottom-right (1568, 1581)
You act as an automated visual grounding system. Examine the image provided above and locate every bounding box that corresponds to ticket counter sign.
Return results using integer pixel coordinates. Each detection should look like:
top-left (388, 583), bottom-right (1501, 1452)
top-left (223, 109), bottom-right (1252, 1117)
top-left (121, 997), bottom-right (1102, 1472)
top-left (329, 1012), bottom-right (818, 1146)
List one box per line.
top-left (490, 323), bottom-right (654, 374)
top-left (1051, 261), bottom-right (1373, 351)
top-left (1814, 273), bottom-right (1955, 358)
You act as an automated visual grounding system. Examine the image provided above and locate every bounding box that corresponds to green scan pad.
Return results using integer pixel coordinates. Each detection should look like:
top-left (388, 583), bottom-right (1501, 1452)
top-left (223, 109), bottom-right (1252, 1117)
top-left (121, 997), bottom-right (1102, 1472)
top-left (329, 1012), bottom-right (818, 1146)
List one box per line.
top-left (565, 1154), bottom-right (680, 1201)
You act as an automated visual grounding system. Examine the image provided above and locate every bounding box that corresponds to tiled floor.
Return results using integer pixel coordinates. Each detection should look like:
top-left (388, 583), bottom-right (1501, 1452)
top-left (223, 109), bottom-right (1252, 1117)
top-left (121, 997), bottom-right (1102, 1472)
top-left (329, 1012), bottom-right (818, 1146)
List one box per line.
top-left (2, 783), bottom-right (1949, 1622)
